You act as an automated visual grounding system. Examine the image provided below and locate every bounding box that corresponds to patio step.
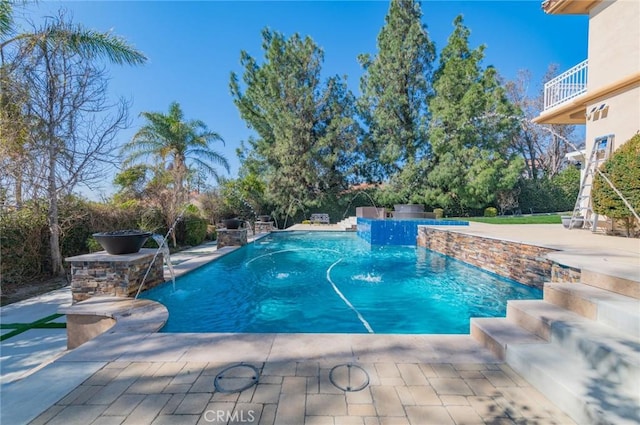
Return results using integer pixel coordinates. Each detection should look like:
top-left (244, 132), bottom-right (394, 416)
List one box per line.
top-left (544, 281), bottom-right (640, 335)
top-left (506, 342), bottom-right (640, 425)
top-left (470, 317), bottom-right (545, 360)
top-left (580, 269), bottom-right (640, 299)
top-left (472, 274), bottom-right (640, 425)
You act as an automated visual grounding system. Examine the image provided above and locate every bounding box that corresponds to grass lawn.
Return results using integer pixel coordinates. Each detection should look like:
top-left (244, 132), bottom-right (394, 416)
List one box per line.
top-left (458, 214), bottom-right (564, 225)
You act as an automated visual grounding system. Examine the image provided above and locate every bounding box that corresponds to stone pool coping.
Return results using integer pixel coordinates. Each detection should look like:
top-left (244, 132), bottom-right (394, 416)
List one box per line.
top-left (59, 297), bottom-right (169, 348)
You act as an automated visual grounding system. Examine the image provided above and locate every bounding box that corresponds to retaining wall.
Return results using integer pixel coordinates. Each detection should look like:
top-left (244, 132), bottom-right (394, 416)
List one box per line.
top-left (417, 226), bottom-right (557, 288)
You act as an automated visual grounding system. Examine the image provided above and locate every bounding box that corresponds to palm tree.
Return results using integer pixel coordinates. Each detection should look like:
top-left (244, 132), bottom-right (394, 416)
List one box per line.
top-left (121, 101), bottom-right (230, 245)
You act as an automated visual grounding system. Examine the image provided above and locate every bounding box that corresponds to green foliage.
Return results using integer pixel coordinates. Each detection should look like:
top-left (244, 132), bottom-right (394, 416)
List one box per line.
top-left (517, 170), bottom-right (577, 214)
top-left (357, 0), bottom-right (435, 179)
top-left (179, 214), bottom-right (208, 246)
top-left (121, 101), bottom-right (230, 246)
top-left (424, 16), bottom-right (522, 213)
top-left (484, 207), bottom-right (498, 217)
top-left (230, 28), bottom-right (359, 210)
top-left (113, 165), bottom-right (147, 201)
top-left (553, 165), bottom-right (580, 205)
top-left (86, 236), bottom-right (102, 253)
top-left (0, 203), bottom-right (48, 284)
top-left (433, 208), bottom-right (444, 219)
top-left (592, 134), bottom-right (640, 228)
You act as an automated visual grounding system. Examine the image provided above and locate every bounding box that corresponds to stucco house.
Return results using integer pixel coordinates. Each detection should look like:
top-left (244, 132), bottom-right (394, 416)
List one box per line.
top-left (533, 0), bottom-right (640, 231)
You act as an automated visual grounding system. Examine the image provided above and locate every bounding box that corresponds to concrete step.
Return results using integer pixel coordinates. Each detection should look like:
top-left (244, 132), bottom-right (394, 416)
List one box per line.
top-left (470, 317), bottom-right (546, 360)
top-left (507, 342), bottom-right (640, 425)
top-left (507, 299), bottom-right (584, 340)
top-left (506, 299), bottom-right (640, 395)
top-left (550, 320), bottom-right (640, 396)
top-left (544, 282), bottom-right (640, 336)
top-left (580, 269), bottom-right (640, 299)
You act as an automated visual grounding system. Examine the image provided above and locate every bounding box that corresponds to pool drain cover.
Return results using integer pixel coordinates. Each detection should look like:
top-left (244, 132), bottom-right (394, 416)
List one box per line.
top-left (214, 364), bottom-right (260, 393)
top-left (329, 363), bottom-right (369, 392)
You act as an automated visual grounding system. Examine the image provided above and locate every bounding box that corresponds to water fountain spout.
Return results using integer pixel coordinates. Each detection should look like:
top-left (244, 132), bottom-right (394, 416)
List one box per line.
top-left (283, 198), bottom-right (307, 229)
top-left (152, 234), bottom-right (175, 289)
top-left (242, 220), bottom-right (255, 237)
top-left (341, 191), bottom-right (380, 220)
top-left (131, 206), bottom-right (187, 304)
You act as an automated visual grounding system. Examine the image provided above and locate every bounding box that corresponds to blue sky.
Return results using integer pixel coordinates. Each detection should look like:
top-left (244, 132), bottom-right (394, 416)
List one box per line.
top-left (22, 1), bottom-right (588, 198)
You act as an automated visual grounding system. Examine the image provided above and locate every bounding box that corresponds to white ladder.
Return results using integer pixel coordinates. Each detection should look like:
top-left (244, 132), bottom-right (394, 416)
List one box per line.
top-left (569, 134), bottom-right (613, 231)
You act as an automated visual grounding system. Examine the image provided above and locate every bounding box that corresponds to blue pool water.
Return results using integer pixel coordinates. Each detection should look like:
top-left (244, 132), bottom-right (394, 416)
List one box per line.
top-left (142, 232), bottom-right (542, 334)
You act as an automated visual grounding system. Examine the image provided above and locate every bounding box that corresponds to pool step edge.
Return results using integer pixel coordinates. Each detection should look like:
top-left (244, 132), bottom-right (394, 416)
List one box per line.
top-left (471, 274), bottom-right (640, 425)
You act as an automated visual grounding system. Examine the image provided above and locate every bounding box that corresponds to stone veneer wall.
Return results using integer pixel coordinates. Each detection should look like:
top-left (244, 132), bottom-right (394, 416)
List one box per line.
top-left (66, 249), bottom-right (164, 303)
top-left (551, 263), bottom-right (582, 283)
top-left (417, 227), bottom-right (557, 288)
top-left (255, 222), bottom-right (275, 234)
top-left (217, 229), bottom-right (248, 248)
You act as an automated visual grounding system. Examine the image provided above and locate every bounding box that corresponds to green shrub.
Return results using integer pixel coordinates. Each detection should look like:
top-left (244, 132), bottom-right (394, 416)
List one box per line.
top-left (484, 207), bottom-right (498, 217)
top-left (433, 208), bottom-right (444, 219)
top-left (86, 236), bottom-right (102, 253)
top-left (592, 134), bottom-right (640, 235)
top-left (206, 225), bottom-right (217, 241)
top-left (181, 215), bottom-right (208, 246)
top-left (0, 203), bottom-right (48, 284)
top-left (518, 175), bottom-right (576, 214)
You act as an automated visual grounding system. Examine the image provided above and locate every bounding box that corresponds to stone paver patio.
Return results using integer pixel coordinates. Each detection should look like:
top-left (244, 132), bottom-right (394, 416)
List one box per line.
top-left (30, 359), bottom-right (574, 425)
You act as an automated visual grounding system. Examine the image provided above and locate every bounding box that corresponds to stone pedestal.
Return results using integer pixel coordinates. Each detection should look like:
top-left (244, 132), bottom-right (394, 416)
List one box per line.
top-left (255, 221), bottom-right (275, 234)
top-left (217, 228), bottom-right (248, 248)
top-left (65, 248), bottom-right (164, 303)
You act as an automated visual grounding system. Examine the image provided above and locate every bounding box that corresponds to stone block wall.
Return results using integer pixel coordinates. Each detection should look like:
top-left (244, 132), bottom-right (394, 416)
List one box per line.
top-left (217, 229), bottom-right (248, 248)
top-left (417, 227), bottom-right (557, 288)
top-left (255, 222), bottom-right (275, 234)
top-left (66, 249), bottom-right (164, 303)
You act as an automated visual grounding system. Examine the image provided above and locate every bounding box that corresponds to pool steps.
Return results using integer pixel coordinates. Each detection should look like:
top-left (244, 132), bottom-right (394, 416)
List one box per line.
top-left (471, 272), bottom-right (640, 425)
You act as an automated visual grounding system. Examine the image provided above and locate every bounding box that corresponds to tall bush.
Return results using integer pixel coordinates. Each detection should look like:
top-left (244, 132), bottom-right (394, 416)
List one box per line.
top-left (592, 134), bottom-right (640, 234)
top-left (0, 203), bottom-right (48, 285)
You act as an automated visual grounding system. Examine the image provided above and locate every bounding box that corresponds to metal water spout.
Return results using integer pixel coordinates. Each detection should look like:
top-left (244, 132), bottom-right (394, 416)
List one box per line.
top-left (242, 220), bottom-right (255, 237)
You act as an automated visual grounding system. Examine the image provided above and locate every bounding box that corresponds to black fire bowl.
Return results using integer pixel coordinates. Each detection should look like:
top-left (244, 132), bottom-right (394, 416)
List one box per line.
top-left (93, 230), bottom-right (152, 255)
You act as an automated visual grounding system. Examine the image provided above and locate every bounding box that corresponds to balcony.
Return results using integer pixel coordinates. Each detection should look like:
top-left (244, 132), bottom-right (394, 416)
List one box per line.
top-left (543, 59), bottom-right (588, 110)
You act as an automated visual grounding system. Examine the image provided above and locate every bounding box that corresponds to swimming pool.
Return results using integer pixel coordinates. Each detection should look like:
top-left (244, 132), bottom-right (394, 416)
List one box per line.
top-left (142, 231), bottom-right (542, 334)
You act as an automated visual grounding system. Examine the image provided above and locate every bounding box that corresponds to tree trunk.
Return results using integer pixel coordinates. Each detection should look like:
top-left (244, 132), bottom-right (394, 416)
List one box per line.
top-left (48, 148), bottom-right (64, 276)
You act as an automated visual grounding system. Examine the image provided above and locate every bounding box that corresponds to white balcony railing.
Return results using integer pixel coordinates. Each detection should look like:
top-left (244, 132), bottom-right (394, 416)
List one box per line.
top-left (543, 59), bottom-right (588, 110)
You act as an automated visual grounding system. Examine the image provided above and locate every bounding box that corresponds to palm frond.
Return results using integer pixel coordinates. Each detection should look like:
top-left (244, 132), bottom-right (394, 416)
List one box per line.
top-left (189, 149), bottom-right (230, 174)
top-left (0, 0), bottom-right (12, 40)
top-left (46, 24), bottom-right (147, 65)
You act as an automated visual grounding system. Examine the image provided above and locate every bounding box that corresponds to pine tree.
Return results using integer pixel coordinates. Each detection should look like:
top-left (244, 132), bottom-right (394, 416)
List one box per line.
top-left (425, 15), bottom-right (522, 214)
top-left (230, 29), bottom-right (359, 211)
top-left (357, 0), bottom-right (435, 181)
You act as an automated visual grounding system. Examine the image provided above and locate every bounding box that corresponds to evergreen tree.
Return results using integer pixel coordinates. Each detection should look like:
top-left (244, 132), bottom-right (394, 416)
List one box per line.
top-left (357, 0), bottom-right (435, 181)
top-left (425, 15), bottom-right (523, 214)
top-left (230, 29), bottom-right (359, 211)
